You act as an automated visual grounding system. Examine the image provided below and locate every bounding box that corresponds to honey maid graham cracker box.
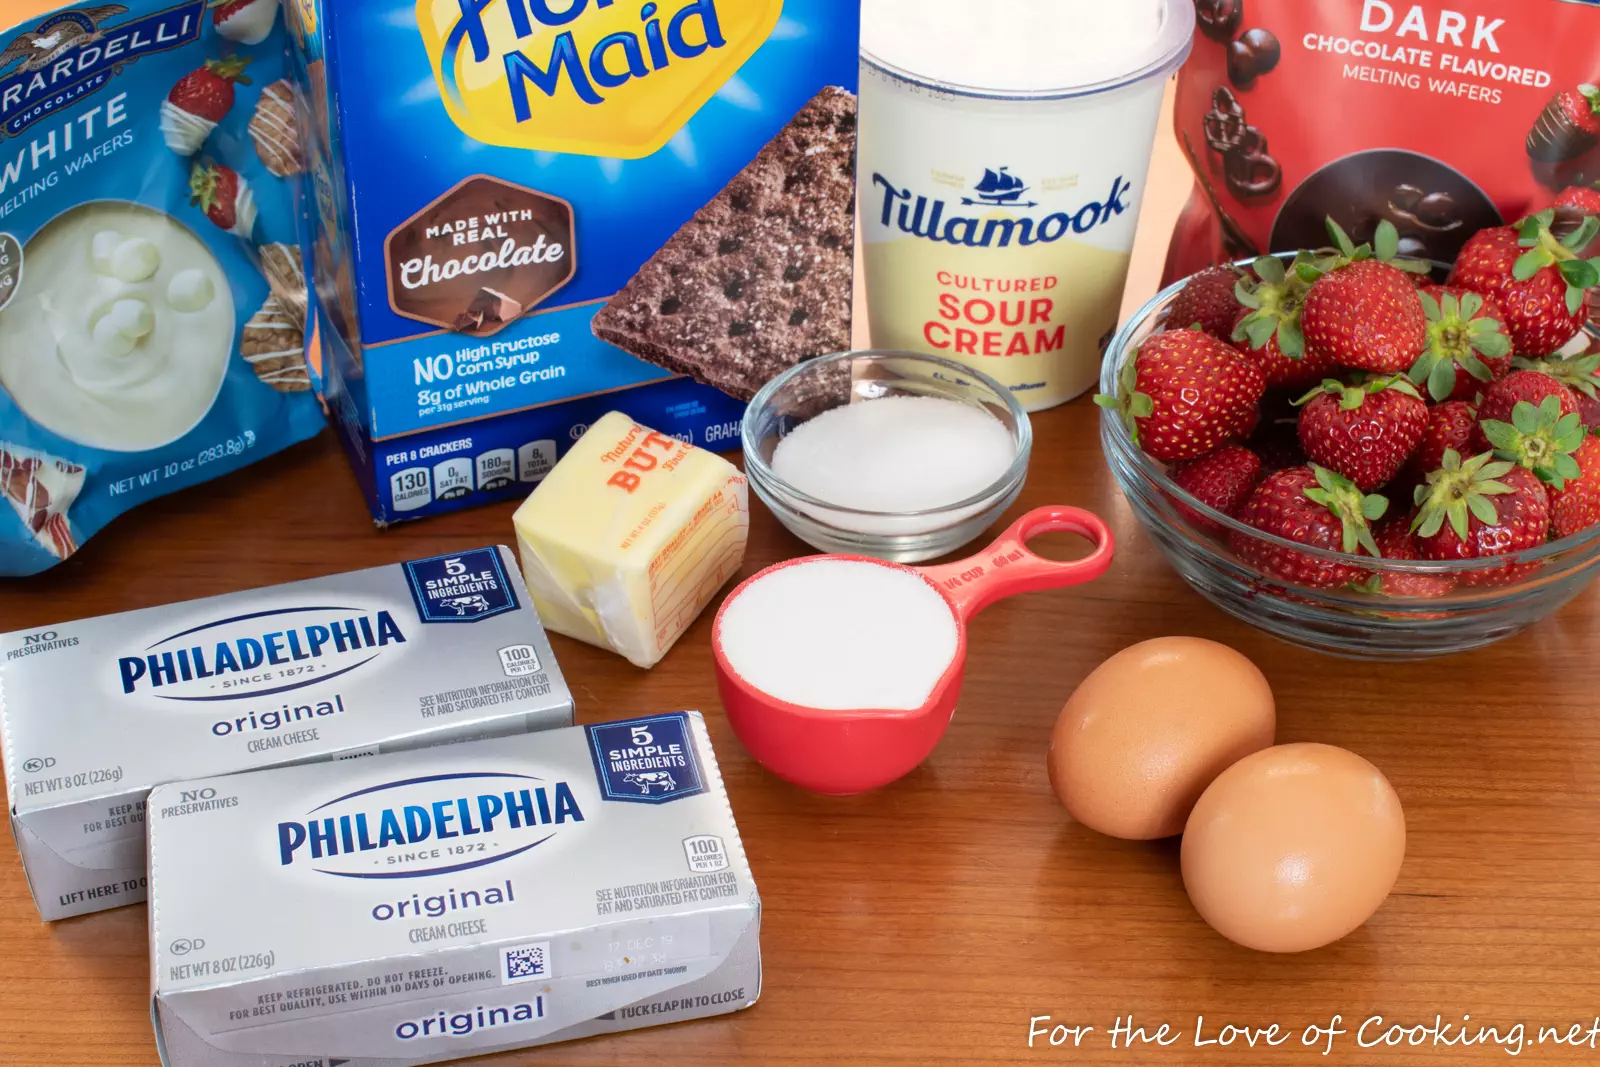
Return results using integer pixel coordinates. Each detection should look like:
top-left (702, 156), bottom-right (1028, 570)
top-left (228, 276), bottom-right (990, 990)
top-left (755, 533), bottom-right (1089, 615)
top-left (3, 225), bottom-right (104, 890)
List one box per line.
top-left (285, 0), bottom-right (860, 523)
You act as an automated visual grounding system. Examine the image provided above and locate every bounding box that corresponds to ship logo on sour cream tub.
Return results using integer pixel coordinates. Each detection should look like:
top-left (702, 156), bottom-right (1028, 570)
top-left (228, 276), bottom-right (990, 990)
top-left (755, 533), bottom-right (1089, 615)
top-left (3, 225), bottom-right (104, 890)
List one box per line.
top-left (416, 0), bottom-right (783, 158)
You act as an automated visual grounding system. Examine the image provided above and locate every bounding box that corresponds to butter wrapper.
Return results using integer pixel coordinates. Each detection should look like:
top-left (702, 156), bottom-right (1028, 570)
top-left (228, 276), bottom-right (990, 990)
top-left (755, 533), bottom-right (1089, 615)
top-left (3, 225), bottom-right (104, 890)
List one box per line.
top-left (148, 711), bottom-right (760, 1067)
top-left (1, 546), bottom-right (572, 920)
top-left (512, 412), bottom-right (749, 668)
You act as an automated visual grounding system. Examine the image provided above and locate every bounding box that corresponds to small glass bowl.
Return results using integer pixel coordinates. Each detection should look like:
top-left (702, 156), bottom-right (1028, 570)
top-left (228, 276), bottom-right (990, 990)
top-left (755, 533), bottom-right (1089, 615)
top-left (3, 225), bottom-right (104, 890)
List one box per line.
top-left (742, 351), bottom-right (1032, 563)
top-left (1102, 273), bottom-right (1600, 660)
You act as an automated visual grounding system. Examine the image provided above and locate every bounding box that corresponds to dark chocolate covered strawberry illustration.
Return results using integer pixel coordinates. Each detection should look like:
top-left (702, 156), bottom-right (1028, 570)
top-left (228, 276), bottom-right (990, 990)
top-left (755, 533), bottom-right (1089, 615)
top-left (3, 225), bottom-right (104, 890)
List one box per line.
top-left (1528, 85), bottom-right (1600, 165)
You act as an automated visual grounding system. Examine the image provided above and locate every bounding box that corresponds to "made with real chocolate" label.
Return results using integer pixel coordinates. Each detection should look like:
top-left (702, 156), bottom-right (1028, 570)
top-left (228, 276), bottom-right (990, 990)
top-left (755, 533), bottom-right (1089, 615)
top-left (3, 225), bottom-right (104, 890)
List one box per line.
top-left (383, 175), bottom-right (576, 337)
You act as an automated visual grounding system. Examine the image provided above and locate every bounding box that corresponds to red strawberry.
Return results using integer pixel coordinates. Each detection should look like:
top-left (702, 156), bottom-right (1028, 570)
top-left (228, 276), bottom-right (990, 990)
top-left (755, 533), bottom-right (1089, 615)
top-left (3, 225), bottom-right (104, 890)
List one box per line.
top-left (1556, 87), bottom-right (1600, 137)
top-left (1478, 395), bottom-right (1588, 506)
top-left (1294, 219), bottom-right (1431, 374)
top-left (1367, 513), bottom-right (1456, 598)
top-left (1411, 451), bottom-right (1550, 585)
top-left (212, 0), bottom-right (281, 45)
top-left (167, 56), bottom-right (251, 124)
top-left (1168, 265), bottom-right (1247, 340)
top-left (1302, 259), bottom-right (1428, 373)
top-left (1450, 213), bottom-right (1600, 356)
top-left (1578, 389), bottom-right (1600, 435)
top-left (1096, 329), bottom-right (1265, 463)
top-left (1170, 443), bottom-right (1263, 536)
top-left (1232, 404), bottom-right (1261, 439)
top-left (1410, 286), bottom-right (1513, 402)
top-left (1407, 400), bottom-right (1479, 480)
top-left (1230, 254), bottom-right (1338, 389)
top-left (1553, 200), bottom-right (1600, 259)
top-left (1474, 370), bottom-right (1579, 450)
top-left (1295, 375), bottom-right (1427, 492)
top-left (189, 162), bottom-right (254, 237)
top-left (1557, 185), bottom-right (1600, 215)
top-left (1527, 86), bottom-right (1600, 164)
top-left (1235, 315), bottom-right (1342, 390)
top-left (1558, 190), bottom-right (1600, 216)
top-left (1231, 465), bottom-right (1388, 588)
top-left (1551, 435), bottom-right (1600, 538)
top-left (1513, 354), bottom-right (1600, 428)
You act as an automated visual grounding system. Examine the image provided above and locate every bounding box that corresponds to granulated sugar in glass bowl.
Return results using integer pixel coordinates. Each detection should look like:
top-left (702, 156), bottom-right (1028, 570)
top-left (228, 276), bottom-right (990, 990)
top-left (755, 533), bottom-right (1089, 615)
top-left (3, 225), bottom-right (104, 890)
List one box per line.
top-left (771, 394), bottom-right (1015, 514)
top-left (742, 351), bottom-right (1031, 562)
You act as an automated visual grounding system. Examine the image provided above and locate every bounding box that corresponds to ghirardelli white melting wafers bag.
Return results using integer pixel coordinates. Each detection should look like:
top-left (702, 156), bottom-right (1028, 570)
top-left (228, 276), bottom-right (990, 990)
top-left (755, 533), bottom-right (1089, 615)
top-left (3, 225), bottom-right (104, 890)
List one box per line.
top-left (0, 0), bottom-right (323, 576)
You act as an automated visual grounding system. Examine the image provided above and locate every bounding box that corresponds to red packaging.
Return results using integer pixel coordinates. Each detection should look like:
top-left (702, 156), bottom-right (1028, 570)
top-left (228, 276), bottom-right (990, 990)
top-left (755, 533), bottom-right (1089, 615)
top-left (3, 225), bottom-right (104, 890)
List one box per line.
top-left (1166, 0), bottom-right (1600, 283)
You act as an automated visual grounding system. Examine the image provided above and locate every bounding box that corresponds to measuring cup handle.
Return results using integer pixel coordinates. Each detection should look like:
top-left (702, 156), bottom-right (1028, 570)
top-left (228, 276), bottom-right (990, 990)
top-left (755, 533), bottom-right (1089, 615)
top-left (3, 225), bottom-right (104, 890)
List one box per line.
top-left (918, 506), bottom-right (1116, 622)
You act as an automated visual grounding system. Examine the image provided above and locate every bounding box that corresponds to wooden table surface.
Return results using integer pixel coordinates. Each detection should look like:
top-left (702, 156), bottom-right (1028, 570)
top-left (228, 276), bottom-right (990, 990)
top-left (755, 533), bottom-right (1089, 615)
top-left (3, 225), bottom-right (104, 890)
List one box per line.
top-left (6, 96), bottom-right (1600, 1067)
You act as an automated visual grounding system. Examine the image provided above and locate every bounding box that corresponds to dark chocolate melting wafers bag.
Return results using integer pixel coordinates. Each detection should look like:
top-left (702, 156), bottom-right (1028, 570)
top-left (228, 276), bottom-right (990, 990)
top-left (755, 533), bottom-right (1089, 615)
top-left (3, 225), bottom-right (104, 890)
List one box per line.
top-left (1166, 0), bottom-right (1600, 281)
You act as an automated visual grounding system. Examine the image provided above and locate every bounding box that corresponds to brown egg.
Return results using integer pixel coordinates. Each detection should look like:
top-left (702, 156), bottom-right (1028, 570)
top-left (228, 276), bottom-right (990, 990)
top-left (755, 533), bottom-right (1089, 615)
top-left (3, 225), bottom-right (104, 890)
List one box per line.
top-left (1047, 637), bottom-right (1275, 840)
top-left (1182, 743), bottom-right (1406, 953)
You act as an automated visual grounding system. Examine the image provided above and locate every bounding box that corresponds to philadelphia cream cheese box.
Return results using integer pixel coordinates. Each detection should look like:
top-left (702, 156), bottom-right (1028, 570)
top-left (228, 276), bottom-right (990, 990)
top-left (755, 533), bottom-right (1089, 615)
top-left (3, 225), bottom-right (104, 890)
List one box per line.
top-left (286, 0), bottom-right (859, 524)
top-left (147, 711), bottom-right (760, 1067)
top-left (0, 546), bottom-right (573, 921)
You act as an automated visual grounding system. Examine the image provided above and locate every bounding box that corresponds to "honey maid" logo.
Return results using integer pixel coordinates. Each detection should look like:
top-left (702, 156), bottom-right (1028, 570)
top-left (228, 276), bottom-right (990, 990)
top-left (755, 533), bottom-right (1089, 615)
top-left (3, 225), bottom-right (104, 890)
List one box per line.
top-left (417, 0), bottom-right (781, 157)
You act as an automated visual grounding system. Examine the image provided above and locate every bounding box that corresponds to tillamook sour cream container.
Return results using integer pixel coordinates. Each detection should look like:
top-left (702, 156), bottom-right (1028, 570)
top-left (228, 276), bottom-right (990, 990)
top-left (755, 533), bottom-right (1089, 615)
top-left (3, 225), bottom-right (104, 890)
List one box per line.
top-left (859, 0), bottom-right (1194, 411)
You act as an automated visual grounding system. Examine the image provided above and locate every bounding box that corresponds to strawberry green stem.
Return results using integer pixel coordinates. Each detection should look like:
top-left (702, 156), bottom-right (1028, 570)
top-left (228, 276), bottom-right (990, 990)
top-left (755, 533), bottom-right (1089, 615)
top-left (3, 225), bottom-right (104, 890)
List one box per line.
top-left (1412, 450), bottom-right (1517, 542)
top-left (1538, 225), bottom-right (1579, 264)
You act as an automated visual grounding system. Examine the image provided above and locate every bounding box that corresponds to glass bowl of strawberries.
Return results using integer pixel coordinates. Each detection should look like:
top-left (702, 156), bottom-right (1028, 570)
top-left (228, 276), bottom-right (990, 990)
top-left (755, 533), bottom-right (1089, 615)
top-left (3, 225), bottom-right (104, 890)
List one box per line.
top-left (1100, 213), bottom-right (1600, 660)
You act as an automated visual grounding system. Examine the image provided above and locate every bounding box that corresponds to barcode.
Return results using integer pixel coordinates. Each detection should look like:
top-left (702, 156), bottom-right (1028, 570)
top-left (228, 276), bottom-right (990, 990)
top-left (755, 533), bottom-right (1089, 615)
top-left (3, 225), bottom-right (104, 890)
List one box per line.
top-left (502, 941), bottom-right (551, 984)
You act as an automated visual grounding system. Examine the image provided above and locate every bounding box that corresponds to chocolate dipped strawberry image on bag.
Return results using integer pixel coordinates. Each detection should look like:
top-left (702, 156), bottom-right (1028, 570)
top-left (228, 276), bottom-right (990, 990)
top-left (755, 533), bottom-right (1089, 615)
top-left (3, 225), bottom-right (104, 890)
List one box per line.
top-left (1166, 0), bottom-right (1600, 283)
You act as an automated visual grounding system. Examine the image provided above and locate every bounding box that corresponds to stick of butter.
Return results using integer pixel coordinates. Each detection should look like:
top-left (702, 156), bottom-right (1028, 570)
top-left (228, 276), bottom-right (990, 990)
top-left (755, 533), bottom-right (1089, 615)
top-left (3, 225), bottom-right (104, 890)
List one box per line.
top-left (512, 411), bottom-right (749, 668)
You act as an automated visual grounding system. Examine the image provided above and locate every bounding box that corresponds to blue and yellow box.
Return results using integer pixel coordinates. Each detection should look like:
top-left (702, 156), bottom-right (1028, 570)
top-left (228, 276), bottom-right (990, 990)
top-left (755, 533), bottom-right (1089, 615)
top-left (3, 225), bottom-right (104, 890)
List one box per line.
top-left (286, 0), bottom-right (860, 523)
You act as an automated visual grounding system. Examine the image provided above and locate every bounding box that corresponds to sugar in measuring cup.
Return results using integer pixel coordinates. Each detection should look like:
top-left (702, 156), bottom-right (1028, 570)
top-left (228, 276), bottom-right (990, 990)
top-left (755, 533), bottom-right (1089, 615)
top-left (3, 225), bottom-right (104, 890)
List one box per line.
top-left (712, 506), bottom-right (1115, 794)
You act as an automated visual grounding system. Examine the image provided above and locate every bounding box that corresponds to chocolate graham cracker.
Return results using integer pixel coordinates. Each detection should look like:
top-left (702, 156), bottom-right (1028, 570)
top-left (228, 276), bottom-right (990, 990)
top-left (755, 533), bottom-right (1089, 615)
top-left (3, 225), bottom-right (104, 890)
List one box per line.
top-left (591, 86), bottom-right (857, 402)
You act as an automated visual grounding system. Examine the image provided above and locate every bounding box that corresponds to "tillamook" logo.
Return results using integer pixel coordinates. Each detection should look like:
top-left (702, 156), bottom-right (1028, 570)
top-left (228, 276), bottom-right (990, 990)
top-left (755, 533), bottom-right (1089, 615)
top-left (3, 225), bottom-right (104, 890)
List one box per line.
top-left (869, 171), bottom-right (1134, 249)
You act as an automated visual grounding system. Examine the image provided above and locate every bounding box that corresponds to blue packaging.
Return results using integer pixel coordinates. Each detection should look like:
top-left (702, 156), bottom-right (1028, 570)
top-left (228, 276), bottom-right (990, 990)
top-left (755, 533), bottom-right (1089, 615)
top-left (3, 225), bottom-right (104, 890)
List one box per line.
top-left (0, 0), bottom-right (325, 576)
top-left (285, 0), bottom-right (859, 524)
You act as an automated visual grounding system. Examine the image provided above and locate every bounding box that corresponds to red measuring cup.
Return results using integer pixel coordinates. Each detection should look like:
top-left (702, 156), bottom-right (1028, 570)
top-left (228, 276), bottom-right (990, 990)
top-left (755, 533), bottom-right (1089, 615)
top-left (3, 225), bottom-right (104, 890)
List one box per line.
top-left (712, 506), bottom-right (1115, 795)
